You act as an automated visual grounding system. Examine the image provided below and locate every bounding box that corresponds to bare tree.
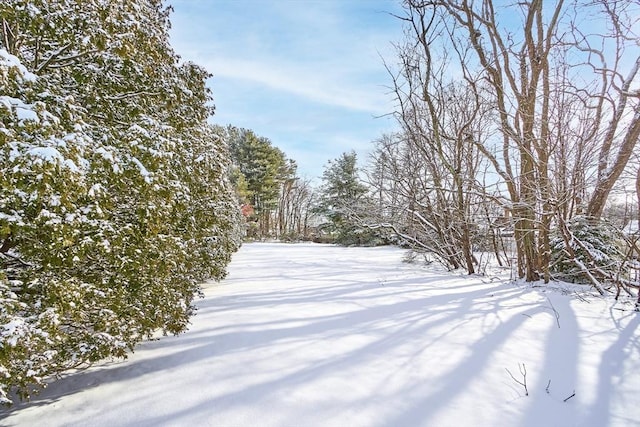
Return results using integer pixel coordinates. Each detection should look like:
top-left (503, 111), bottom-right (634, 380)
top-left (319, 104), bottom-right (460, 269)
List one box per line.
top-left (577, 1), bottom-right (640, 218)
top-left (370, 33), bottom-right (492, 273)
top-left (389, 0), bottom-right (640, 283)
top-left (274, 176), bottom-right (317, 240)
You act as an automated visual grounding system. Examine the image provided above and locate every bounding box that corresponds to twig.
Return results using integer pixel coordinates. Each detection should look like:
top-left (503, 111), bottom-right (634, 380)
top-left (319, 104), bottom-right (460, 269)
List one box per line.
top-left (546, 379), bottom-right (551, 394)
top-left (563, 390), bottom-right (576, 402)
top-left (573, 291), bottom-right (589, 303)
top-left (547, 296), bottom-right (561, 328)
top-left (506, 363), bottom-right (528, 396)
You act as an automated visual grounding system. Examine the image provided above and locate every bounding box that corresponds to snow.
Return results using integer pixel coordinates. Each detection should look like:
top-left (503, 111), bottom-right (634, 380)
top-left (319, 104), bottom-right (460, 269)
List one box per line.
top-left (88, 184), bottom-right (102, 198)
top-left (1, 319), bottom-right (26, 347)
top-left (623, 220), bottom-right (639, 236)
top-left (129, 124), bottom-right (151, 138)
top-left (15, 106), bottom-right (39, 124)
top-left (131, 156), bottom-right (152, 183)
top-left (0, 96), bottom-right (39, 124)
top-left (0, 49), bottom-right (37, 82)
top-left (94, 147), bottom-right (121, 173)
top-left (94, 147), bottom-right (114, 162)
top-left (27, 147), bottom-right (63, 163)
top-left (1, 242), bottom-right (639, 427)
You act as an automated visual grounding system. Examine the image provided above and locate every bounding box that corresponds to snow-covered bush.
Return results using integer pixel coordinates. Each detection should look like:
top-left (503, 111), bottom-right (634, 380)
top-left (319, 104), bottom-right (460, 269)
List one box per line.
top-left (0, 0), bottom-right (241, 405)
top-left (550, 216), bottom-right (627, 284)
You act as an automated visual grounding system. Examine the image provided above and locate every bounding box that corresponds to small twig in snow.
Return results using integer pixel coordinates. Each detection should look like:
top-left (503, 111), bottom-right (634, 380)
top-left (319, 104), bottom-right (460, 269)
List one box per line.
top-left (506, 363), bottom-right (528, 396)
top-left (573, 291), bottom-right (589, 303)
top-left (546, 379), bottom-right (551, 394)
top-left (563, 390), bottom-right (576, 402)
top-left (547, 297), bottom-right (561, 328)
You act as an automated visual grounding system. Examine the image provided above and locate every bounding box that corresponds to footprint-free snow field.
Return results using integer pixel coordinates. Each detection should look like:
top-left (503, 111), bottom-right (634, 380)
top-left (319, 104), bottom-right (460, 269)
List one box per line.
top-left (2, 243), bottom-right (639, 426)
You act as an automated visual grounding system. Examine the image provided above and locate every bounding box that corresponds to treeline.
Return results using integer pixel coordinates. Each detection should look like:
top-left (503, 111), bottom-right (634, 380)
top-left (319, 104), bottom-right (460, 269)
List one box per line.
top-left (224, 127), bottom-right (316, 241)
top-left (222, 127), bottom-right (382, 245)
top-left (223, 128), bottom-right (390, 246)
top-left (0, 0), bottom-right (242, 404)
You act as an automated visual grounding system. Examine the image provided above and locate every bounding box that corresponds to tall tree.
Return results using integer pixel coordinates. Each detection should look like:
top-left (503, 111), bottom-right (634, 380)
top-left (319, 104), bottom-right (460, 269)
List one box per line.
top-left (395, 0), bottom-right (639, 282)
top-left (227, 127), bottom-right (289, 238)
top-left (317, 151), bottom-right (373, 245)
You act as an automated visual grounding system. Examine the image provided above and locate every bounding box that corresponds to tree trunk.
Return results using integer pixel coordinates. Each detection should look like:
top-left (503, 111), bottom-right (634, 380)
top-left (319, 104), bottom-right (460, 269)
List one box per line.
top-left (587, 108), bottom-right (640, 218)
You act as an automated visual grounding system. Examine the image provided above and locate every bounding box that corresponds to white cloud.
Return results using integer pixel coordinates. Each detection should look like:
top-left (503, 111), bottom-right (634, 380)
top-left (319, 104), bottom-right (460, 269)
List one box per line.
top-left (169, 0), bottom-right (401, 115)
top-left (199, 56), bottom-right (390, 114)
top-left (168, 0), bottom-right (403, 177)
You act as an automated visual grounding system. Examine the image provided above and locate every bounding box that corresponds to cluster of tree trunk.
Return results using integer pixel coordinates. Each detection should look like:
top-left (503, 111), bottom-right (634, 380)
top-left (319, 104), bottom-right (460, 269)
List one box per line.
top-left (364, 0), bottom-right (640, 286)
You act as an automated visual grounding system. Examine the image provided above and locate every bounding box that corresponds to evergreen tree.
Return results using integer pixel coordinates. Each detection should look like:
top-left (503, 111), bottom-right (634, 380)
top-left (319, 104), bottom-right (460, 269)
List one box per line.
top-left (0, 0), bottom-right (241, 404)
top-left (317, 151), bottom-right (377, 245)
top-left (550, 216), bottom-right (627, 285)
top-left (227, 127), bottom-right (287, 238)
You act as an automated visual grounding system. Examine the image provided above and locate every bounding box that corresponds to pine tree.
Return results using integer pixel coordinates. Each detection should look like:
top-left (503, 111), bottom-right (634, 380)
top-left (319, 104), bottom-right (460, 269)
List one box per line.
top-left (550, 216), bottom-right (627, 285)
top-left (317, 151), bottom-right (376, 245)
top-left (227, 127), bottom-right (288, 238)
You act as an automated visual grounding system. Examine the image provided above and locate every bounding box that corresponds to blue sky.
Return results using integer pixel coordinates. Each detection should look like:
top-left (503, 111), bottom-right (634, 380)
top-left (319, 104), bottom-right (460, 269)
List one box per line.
top-left (168, 0), bottom-right (404, 181)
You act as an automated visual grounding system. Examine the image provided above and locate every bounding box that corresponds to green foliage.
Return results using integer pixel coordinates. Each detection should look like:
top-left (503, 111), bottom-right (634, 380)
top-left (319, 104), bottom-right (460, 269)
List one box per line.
top-left (228, 128), bottom-right (287, 209)
top-left (226, 126), bottom-right (293, 238)
top-left (316, 151), bottom-right (381, 246)
top-left (0, 0), bottom-right (241, 405)
top-left (550, 216), bottom-right (627, 283)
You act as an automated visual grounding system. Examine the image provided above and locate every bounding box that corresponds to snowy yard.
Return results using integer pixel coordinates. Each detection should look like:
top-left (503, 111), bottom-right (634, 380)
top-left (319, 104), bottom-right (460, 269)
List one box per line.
top-left (2, 242), bottom-right (639, 427)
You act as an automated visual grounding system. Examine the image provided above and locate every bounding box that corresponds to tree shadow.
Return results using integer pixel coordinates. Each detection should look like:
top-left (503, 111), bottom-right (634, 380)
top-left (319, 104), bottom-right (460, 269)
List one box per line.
top-left (1, 276), bottom-right (529, 426)
top-left (580, 308), bottom-right (640, 427)
top-left (518, 293), bottom-right (580, 427)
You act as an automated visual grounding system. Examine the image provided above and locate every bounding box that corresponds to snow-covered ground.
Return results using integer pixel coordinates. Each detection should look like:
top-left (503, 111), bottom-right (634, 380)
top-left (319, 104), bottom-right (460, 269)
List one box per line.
top-left (2, 242), bottom-right (639, 427)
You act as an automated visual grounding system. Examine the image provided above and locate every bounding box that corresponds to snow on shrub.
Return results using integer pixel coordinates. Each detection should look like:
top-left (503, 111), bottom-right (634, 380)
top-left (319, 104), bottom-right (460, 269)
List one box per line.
top-left (550, 216), bottom-right (628, 284)
top-left (0, 1), bottom-right (242, 405)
